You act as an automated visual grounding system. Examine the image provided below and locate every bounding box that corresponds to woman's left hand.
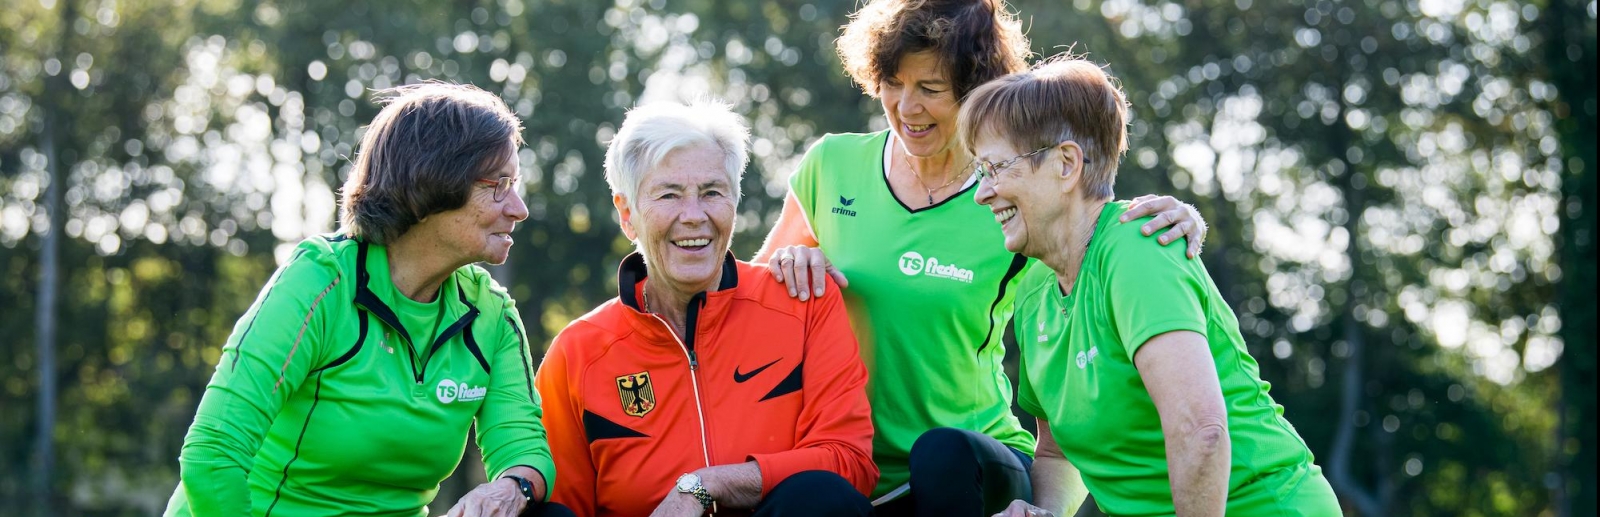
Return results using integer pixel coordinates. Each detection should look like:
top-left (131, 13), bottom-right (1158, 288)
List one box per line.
top-left (445, 478), bottom-right (526, 517)
top-left (1121, 195), bottom-right (1207, 259)
top-left (992, 500), bottom-right (1055, 517)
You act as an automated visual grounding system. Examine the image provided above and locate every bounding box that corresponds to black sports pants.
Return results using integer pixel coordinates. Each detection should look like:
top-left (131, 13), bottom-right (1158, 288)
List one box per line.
top-left (874, 427), bottom-right (1034, 517)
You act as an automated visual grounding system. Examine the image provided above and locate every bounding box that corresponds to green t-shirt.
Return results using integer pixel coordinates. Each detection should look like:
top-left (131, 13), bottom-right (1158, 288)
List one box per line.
top-left (790, 131), bottom-right (1036, 497)
top-left (165, 236), bottom-right (554, 517)
top-left (1014, 201), bottom-right (1334, 516)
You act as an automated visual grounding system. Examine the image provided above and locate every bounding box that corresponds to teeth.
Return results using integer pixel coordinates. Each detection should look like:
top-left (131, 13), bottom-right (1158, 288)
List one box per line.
top-left (674, 239), bottom-right (711, 247)
top-left (996, 208), bottom-right (1017, 224)
top-left (907, 124), bottom-right (932, 132)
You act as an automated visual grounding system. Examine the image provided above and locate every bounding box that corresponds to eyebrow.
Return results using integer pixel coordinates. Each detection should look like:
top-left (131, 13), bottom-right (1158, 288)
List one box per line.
top-left (654, 180), bottom-right (730, 191)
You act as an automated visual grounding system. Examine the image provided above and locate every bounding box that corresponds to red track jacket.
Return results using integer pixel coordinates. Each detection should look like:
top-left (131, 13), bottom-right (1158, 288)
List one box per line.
top-left (536, 252), bottom-right (876, 517)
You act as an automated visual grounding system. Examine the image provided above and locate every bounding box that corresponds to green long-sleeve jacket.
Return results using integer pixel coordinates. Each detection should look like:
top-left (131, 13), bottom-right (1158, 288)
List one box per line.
top-left (165, 235), bottom-right (554, 517)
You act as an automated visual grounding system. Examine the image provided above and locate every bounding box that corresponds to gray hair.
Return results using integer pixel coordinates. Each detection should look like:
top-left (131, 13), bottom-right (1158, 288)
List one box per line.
top-left (603, 100), bottom-right (750, 211)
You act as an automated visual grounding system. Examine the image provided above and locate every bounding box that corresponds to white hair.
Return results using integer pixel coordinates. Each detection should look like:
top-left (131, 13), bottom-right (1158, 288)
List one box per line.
top-left (604, 100), bottom-right (751, 211)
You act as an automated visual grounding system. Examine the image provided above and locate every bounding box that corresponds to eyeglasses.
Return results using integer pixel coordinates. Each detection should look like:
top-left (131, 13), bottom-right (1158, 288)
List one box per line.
top-left (973, 144), bottom-right (1091, 184)
top-left (475, 176), bottom-right (520, 202)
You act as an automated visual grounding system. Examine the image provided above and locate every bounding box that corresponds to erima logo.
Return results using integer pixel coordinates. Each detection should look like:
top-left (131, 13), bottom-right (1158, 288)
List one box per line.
top-left (436, 379), bottom-right (487, 404)
top-left (1076, 347), bottom-right (1100, 369)
top-left (831, 196), bottom-right (857, 217)
top-left (897, 251), bottom-right (974, 283)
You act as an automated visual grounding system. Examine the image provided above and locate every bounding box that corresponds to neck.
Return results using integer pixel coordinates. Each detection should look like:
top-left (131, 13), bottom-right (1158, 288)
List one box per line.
top-left (897, 137), bottom-right (965, 187)
top-left (384, 232), bottom-right (460, 303)
top-left (641, 268), bottom-right (723, 338)
top-left (1039, 198), bottom-right (1110, 296)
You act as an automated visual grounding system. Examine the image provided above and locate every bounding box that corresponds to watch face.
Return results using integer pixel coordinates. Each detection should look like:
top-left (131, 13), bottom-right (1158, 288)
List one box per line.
top-left (676, 474), bottom-right (698, 491)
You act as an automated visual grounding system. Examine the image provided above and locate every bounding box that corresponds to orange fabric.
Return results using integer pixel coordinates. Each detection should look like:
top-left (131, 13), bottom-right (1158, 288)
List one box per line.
top-left (537, 253), bottom-right (877, 517)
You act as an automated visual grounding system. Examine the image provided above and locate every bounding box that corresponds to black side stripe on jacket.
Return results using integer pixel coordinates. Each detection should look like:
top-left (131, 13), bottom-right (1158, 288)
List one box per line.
top-left (265, 371), bottom-right (325, 517)
top-left (462, 323), bottom-right (491, 374)
top-left (233, 248), bottom-right (310, 370)
top-left (975, 254), bottom-right (1030, 355)
top-left (314, 312), bottom-right (367, 373)
top-left (760, 361), bottom-right (804, 401)
top-left (506, 314), bottom-right (536, 405)
top-left (583, 410), bottom-right (648, 442)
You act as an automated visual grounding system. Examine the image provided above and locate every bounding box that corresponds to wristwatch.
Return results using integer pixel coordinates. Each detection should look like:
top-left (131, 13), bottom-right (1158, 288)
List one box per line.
top-left (502, 474), bottom-right (535, 503)
top-left (675, 473), bottom-right (715, 510)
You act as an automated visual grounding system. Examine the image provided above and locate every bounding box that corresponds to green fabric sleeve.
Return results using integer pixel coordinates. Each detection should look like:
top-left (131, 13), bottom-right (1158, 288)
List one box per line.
top-left (1016, 324), bottom-right (1044, 419)
top-left (1103, 219), bottom-right (1211, 360)
top-left (475, 300), bottom-right (556, 500)
top-left (176, 244), bottom-right (339, 517)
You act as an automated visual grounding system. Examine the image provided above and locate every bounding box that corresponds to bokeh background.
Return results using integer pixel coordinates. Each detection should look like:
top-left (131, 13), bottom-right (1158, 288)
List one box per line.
top-left (0, 0), bottom-right (1593, 515)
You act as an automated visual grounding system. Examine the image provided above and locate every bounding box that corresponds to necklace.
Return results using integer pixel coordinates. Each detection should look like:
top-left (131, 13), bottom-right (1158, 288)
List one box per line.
top-left (901, 152), bottom-right (972, 205)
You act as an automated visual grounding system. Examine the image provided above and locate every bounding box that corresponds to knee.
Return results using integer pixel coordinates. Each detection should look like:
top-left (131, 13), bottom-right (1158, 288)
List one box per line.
top-left (529, 502), bottom-right (577, 517)
top-left (909, 427), bottom-right (980, 469)
top-left (765, 470), bottom-right (871, 515)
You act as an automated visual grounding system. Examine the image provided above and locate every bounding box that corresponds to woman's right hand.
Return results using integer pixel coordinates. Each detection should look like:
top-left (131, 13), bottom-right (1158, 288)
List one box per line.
top-left (765, 245), bottom-right (848, 301)
top-left (993, 500), bottom-right (1055, 517)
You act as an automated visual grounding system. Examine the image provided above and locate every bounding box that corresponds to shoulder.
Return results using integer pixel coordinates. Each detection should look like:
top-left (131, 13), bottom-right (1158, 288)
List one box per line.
top-left (452, 264), bottom-right (517, 316)
top-left (1013, 262), bottom-right (1057, 309)
top-left (275, 234), bottom-right (353, 288)
top-left (729, 260), bottom-right (824, 320)
top-left (802, 131), bottom-right (888, 164)
top-left (549, 299), bottom-right (634, 357)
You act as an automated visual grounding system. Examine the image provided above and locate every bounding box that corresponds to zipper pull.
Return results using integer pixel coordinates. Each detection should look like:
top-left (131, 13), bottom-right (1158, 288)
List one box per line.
top-left (688, 350), bottom-right (699, 371)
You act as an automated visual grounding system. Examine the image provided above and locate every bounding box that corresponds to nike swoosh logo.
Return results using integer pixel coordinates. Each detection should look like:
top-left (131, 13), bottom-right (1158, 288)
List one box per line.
top-left (733, 359), bottom-right (782, 383)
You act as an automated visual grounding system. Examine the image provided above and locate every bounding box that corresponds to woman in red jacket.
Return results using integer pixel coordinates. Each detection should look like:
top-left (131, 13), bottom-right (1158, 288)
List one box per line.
top-left (535, 100), bottom-right (878, 517)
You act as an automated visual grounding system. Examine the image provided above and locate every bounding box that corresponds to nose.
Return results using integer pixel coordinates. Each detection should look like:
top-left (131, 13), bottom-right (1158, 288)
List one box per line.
top-left (975, 177), bottom-right (996, 206)
top-left (505, 190), bottom-right (530, 222)
top-left (678, 197), bottom-right (710, 225)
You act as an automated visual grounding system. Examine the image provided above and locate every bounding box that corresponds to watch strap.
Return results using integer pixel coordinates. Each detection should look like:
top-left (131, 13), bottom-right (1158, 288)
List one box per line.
top-left (501, 474), bottom-right (535, 502)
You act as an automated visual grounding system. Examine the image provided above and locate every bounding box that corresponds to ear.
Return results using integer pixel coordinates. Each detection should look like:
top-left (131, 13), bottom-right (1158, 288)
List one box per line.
top-left (1057, 140), bottom-right (1088, 194)
top-left (613, 193), bottom-right (638, 240)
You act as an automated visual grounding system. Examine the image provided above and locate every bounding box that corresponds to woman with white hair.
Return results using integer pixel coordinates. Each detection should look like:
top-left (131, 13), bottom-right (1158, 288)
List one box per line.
top-left (535, 100), bottom-right (878, 517)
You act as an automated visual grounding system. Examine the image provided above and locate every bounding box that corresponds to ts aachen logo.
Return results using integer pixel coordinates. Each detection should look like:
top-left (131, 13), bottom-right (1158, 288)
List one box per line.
top-left (1076, 346), bottom-right (1100, 369)
top-left (898, 251), bottom-right (975, 283)
top-left (831, 196), bottom-right (858, 217)
top-left (436, 379), bottom-right (487, 404)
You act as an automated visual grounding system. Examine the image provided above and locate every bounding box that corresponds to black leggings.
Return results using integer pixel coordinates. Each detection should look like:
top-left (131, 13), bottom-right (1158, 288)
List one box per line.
top-left (754, 470), bottom-right (874, 516)
top-left (875, 427), bottom-right (1034, 517)
top-left (525, 501), bottom-right (576, 517)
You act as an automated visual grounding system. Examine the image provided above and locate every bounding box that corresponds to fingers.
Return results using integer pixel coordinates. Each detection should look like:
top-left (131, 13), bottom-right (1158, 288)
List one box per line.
top-left (790, 249), bottom-right (815, 302)
top-left (828, 266), bottom-right (850, 289)
top-left (1140, 210), bottom-right (1171, 236)
top-left (993, 500), bottom-right (1043, 517)
top-left (1158, 221), bottom-right (1189, 246)
top-left (1120, 195), bottom-right (1172, 222)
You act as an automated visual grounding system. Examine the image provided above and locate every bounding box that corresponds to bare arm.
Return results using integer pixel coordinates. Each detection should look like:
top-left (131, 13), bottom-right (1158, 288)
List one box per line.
top-left (1030, 421), bottom-right (1090, 516)
top-left (755, 192), bottom-right (819, 262)
top-left (755, 192), bottom-right (846, 301)
top-left (1134, 330), bottom-right (1230, 517)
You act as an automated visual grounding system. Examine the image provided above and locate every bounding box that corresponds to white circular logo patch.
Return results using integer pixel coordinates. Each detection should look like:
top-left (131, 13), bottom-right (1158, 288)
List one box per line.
top-left (898, 251), bottom-right (925, 276)
top-left (436, 379), bottom-right (460, 404)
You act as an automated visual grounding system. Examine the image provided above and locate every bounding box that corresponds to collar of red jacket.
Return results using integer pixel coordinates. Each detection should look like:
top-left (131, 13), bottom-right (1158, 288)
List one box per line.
top-left (614, 250), bottom-right (741, 350)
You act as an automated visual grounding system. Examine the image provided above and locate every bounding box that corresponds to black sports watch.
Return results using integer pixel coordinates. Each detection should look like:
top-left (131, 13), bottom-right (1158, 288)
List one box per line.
top-left (502, 474), bottom-right (536, 503)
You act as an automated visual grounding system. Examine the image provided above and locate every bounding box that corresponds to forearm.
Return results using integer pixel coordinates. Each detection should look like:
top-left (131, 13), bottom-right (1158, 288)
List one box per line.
top-left (697, 462), bottom-right (764, 509)
top-left (1166, 423), bottom-right (1230, 516)
top-left (500, 465), bottom-right (548, 502)
top-left (1030, 455), bottom-right (1090, 517)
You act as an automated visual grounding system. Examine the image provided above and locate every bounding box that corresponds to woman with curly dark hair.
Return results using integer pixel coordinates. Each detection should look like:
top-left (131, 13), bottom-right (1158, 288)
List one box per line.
top-left (755, 1), bottom-right (1210, 515)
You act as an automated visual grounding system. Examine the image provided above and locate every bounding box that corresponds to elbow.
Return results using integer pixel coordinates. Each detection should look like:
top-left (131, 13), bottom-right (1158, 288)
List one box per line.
top-left (1186, 418), bottom-right (1229, 452)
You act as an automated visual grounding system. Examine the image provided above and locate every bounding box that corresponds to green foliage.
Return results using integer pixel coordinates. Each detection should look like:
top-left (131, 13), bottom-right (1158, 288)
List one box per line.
top-left (0, 0), bottom-right (1590, 515)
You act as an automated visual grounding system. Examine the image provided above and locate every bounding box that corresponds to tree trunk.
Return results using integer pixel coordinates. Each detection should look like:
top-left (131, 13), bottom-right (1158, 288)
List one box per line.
top-left (31, 1), bottom-right (75, 514)
top-left (1544, 1), bottom-right (1598, 516)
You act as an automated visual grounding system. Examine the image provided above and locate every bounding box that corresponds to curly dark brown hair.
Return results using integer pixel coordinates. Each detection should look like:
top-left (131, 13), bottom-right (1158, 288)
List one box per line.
top-left (837, 0), bottom-right (1031, 100)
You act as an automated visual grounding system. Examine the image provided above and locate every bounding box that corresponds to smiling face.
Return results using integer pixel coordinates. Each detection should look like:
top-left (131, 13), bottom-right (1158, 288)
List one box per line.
top-left (880, 51), bottom-right (962, 159)
top-left (616, 143), bottom-right (738, 296)
top-left (411, 148), bottom-right (528, 267)
top-left (972, 128), bottom-right (1078, 259)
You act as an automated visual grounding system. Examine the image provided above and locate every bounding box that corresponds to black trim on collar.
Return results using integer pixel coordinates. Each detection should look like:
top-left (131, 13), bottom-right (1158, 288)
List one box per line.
top-left (615, 251), bottom-right (740, 312)
top-left (352, 241), bottom-right (482, 383)
top-left (881, 133), bottom-right (978, 214)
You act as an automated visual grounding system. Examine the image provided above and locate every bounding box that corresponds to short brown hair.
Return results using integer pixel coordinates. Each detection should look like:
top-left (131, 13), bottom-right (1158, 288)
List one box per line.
top-left (837, 0), bottom-right (1031, 100)
top-left (339, 83), bottom-right (523, 245)
top-left (957, 56), bottom-right (1129, 200)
